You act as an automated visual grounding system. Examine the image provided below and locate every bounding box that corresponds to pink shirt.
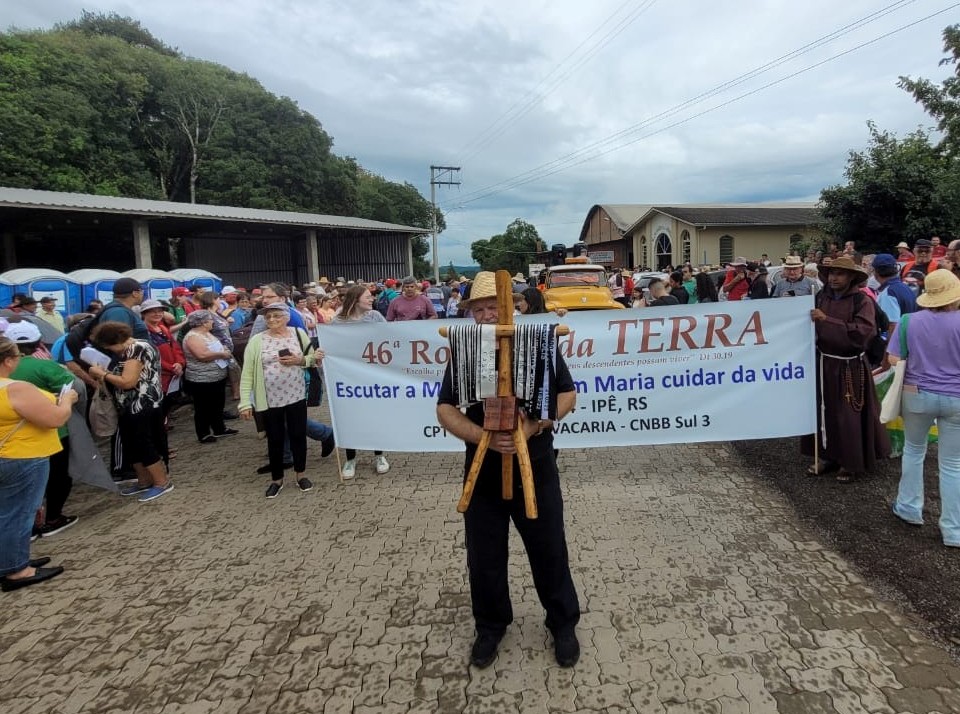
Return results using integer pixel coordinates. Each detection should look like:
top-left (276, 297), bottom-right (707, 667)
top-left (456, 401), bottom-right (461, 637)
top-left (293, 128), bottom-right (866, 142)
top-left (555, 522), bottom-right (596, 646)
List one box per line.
top-left (386, 294), bottom-right (437, 321)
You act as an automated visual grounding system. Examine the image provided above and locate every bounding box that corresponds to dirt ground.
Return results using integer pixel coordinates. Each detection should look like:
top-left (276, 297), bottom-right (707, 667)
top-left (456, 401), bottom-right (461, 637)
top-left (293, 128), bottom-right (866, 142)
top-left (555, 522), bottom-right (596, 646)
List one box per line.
top-left (733, 436), bottom-right (960, 654)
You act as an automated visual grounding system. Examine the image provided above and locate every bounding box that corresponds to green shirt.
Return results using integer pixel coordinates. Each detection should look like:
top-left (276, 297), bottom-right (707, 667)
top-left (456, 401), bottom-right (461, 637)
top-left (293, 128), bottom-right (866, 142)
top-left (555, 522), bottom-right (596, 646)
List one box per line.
top-left (683, 279), bottom-right (698, 304)
top-left (12, 355), bottom-right (74, 437)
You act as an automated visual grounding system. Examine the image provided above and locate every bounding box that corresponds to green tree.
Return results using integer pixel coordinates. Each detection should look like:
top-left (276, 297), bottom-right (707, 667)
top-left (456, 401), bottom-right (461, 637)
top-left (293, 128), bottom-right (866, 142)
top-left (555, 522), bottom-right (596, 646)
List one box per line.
top-left (819, 123), bottom-right (957, 248)
top-left (471, 219), bottom-right (541, 274)
top-left (356, 171), bottom-right (439, 276)
top-left (819, 25), bottom-right (960, 247)
top-left (899, 25), bottom-right (960, 155)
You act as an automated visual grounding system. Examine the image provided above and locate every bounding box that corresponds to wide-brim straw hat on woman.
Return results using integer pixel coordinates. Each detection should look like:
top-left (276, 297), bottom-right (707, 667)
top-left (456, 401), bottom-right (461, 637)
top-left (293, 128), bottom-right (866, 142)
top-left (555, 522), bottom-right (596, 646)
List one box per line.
top-left (917, 269), bottom-right (960, 308)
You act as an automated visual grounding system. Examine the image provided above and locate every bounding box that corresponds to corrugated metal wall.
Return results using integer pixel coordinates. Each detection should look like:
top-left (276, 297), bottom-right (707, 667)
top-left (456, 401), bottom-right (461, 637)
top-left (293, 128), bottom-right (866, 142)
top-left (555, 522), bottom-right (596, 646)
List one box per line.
top-left (182, 236), bottom-right (302, 288)
top-left (182, 230), bottom-right (413, 288)
top-left (317, 229), bottom-right (410, 281)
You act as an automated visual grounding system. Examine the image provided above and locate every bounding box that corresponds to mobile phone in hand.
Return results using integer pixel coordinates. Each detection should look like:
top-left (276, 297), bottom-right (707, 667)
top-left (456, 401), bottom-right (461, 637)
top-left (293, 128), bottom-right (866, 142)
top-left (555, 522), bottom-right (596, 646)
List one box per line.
top-left (57, 383), bottom-right (73, 405)
top-left (278, 348), bottom-right (291, 358)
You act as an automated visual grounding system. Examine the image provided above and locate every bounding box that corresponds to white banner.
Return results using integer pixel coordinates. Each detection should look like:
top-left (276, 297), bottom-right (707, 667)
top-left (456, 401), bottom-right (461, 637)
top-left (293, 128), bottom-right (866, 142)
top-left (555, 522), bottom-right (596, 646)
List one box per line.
top-left (318, 298), bottom-right (816, 452)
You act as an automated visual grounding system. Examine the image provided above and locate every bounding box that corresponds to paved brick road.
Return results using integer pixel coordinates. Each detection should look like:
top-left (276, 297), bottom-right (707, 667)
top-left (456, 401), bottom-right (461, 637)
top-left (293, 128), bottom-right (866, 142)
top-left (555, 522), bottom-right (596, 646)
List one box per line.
top-left (3, 407), bottom-right (959, 713)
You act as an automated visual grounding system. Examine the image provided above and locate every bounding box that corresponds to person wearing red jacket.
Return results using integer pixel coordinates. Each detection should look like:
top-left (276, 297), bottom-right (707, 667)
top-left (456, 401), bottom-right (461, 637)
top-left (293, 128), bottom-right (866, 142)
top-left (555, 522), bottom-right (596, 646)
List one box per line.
top-left (141, 300), bottom-right (186, 442)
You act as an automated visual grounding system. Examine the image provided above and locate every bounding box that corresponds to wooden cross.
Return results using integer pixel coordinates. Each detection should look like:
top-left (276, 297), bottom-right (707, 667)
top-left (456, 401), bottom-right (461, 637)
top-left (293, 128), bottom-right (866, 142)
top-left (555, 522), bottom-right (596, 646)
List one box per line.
top-left (440, 270), bottom-right (569, 519)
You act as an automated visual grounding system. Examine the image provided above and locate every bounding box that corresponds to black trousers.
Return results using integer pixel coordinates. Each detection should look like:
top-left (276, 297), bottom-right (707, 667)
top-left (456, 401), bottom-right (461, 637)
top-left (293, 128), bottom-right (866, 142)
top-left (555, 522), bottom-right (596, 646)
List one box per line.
top-left (45, 435), bottom-right (72, 521)
top-left (186, 378), bottom-right (226, 441)
top-left (463, 453), bottom-right (580, 637)
top-left (262, 399), bottom-right (307, 481)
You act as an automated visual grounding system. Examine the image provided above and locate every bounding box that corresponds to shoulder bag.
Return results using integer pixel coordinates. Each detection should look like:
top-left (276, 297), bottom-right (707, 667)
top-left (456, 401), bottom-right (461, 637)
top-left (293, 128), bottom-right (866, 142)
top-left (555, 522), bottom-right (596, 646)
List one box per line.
top-left (879, 314), bottom-right (911, 424)
top-left (89, 382), bottom-right (119, 438)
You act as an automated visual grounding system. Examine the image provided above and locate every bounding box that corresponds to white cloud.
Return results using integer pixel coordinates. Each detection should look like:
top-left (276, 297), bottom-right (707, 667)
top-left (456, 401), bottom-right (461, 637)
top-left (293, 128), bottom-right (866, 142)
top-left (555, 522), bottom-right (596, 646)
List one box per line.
top-left (5, 0), bottom-right (955, 265)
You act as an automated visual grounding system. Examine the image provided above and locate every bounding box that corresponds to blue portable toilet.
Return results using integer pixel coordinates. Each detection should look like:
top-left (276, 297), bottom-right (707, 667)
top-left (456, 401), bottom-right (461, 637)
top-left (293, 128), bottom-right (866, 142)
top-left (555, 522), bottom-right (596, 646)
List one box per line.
top-left (169, 268), bottom-right (222, 295)
top-left (68, 269), bottom-right (124, 310)
top-left (124, 269), bottom-right (179, 303)
top-left (0, 269), bottom-right (81, 317)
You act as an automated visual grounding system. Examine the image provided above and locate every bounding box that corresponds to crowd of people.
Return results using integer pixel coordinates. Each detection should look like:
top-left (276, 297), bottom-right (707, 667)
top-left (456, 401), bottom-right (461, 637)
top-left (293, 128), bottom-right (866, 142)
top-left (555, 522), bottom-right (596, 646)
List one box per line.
top-left (1, 233), bottom-right (958, 600)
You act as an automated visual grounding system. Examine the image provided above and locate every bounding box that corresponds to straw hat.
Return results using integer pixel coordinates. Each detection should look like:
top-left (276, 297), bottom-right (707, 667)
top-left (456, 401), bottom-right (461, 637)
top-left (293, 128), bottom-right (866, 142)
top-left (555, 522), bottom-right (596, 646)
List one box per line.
top-left (821, 255), bottom-right (868, 282)
top-left (461, 271), bottom-right (497, 306)
top-left (917, 269), bottom-right (960, 308)
top-left (783, 255), bottom-right (804, 268)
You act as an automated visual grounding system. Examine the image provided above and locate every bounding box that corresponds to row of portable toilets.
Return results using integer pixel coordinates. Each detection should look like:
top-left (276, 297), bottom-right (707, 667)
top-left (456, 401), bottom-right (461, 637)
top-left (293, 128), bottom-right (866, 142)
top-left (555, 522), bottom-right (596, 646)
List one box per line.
top-left (0, 269), bottom-right (223, 317)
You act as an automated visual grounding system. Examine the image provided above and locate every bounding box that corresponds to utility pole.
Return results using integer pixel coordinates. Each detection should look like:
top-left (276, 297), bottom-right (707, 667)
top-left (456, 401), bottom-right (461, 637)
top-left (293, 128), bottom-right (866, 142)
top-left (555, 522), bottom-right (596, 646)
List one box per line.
top-left (430, 165), bottom-right (461, 283)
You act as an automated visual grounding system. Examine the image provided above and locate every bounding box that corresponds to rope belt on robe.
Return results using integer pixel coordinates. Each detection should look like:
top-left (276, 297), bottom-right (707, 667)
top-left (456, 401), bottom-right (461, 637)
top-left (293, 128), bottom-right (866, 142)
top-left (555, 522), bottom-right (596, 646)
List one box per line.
top-left (817, 349), bottom-right (867, 448)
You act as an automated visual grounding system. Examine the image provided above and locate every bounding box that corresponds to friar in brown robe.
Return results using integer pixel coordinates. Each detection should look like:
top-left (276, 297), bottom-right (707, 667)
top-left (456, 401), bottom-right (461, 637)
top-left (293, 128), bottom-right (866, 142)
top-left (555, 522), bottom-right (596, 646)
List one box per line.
top-left (801, 256), bottom-right (890, 480)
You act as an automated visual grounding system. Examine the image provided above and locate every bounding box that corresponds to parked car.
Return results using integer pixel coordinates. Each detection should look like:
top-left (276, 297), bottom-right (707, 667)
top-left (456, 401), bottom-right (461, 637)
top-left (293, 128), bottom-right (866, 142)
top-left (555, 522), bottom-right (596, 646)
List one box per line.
top-left (543, 263), bottom-right (625, 312)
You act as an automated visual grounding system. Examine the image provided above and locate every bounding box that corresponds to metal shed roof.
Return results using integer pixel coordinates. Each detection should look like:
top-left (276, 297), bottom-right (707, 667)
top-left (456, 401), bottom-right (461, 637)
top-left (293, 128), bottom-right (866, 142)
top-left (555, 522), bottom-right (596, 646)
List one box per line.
top-left (0, 187), bottom-right (428, 234)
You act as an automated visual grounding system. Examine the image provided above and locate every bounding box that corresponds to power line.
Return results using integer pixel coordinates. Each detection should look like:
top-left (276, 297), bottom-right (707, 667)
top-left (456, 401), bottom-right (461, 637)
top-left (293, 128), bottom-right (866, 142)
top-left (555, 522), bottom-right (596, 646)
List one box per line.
top-left (445, 0), bottom-right (949, 210)
top-left (455, 0), bottom-right (660, 166)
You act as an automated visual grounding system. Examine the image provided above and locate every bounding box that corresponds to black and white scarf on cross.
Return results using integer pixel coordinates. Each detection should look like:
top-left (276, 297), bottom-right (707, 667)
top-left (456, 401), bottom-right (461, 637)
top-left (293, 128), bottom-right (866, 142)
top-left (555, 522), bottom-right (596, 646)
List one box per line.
top-left (447, 322), bottom-right (558, 420)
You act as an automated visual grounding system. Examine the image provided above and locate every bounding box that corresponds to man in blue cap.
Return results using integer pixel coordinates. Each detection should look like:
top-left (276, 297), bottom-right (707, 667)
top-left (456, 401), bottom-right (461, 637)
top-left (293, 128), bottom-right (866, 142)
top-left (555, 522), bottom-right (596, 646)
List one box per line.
top-left (874, 253), bottom-right (918, 323)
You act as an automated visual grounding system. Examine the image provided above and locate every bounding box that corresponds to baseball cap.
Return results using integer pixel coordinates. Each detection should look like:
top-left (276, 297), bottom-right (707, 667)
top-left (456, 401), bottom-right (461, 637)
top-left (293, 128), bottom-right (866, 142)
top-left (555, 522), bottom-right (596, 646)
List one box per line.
top-left (384, 278), bottom-right (397, 288)
top-left (3, 321), bottom-right (42, 343)
top-left (171, 286), bottom-right (192, 297)
top-left (873, 254), bottom-right (897, 270)
top-left (914, 239), bottom-right (933, 249)
top-left (139, 299), bottom-right (164, 313)
top-left (113, 277), bottom-right (142, 296)
top-left (221, 285), bottom-right (237, 295)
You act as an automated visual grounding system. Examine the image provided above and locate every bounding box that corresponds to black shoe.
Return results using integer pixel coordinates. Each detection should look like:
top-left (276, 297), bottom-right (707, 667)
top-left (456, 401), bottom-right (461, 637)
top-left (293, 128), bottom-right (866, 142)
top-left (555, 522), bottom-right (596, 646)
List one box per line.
top-left (214, 428), bottom-right (239, 437)
top-left (265, 482), bottom-right (283, 499)
top-left (321, 434), bottom-right (335, 458)
top-left (470, 632), bottom-right (503, 668)
top-left (1, 566), bottom-right (64, 592)
top-left (297, 477), bottom-right (313, 492)
top-left (199, 435), bottom-right (217, 444)
top-left (36, 515), bottom-right (78, 538)
top-left (256, 462), bottom-right (293, 475)
top-left (29, 557), bottom-right (51, 568)
top-left (554, 631), bottom-right (580, 668)
top-left (222, 410), bottom-right (239, 420)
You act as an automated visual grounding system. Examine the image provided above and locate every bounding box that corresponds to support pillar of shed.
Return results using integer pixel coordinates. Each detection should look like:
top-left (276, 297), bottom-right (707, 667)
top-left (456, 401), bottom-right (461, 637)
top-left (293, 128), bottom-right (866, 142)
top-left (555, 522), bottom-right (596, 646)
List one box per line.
top-left (133, 219), bottom-right (152, 269)
top-left (2, 233), bottom-right (16, 271)
top-left (305, 229), bottom-right (320, 283)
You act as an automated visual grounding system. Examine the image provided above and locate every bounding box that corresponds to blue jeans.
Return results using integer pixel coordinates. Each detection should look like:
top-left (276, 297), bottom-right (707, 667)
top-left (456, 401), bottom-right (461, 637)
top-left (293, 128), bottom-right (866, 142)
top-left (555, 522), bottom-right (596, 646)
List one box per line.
top-left (282, 418), bottom-right (333, 462)
top-left (894, 389), bottom-right (960, 545)
top-left (0, 457), bottom-right (49, 576)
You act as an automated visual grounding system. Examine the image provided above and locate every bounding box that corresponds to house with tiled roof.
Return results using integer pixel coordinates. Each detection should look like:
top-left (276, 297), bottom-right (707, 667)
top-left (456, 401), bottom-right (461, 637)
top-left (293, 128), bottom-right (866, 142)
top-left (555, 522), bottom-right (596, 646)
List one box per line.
top-left (578, 203), bottom-right (825, 269)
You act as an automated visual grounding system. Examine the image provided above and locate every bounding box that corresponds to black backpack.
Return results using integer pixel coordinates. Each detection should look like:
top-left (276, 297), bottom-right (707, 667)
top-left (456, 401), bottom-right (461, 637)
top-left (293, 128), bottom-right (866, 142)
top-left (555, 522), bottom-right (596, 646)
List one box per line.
top-left (861, 292), bottom-right (891, 368)
top-left (815, 290), bottom-right (890, 368)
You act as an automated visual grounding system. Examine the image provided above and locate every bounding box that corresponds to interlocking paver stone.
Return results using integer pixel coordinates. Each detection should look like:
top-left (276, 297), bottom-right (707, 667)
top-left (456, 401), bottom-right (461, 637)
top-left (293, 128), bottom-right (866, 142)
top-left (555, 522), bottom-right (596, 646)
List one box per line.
top-left (3, 411), bottom-right (960, 713)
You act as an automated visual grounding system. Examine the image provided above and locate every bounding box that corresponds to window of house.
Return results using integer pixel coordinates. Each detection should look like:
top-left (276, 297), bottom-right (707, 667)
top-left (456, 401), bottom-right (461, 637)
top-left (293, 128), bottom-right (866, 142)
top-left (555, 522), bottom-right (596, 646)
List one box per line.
top-left (655, 233), bottom-right (672, 270)
top-left (719, 235), bottom-right (734, 266)
top-left (681, 230), bottom-right (691, 264)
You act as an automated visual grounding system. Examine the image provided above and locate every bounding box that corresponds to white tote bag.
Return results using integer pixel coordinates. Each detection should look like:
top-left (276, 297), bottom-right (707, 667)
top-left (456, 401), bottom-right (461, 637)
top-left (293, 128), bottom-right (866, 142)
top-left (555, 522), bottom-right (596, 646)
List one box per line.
top-left (879, 314), bottom-right (910, 424)
top-left (879, 360), bottom-right (906, 424)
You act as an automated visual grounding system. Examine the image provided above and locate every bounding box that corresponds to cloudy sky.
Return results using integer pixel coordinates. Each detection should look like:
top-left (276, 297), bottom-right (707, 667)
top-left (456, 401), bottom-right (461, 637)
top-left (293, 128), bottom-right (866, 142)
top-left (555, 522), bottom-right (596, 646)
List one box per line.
top-left (6, 0), bottom-right (957, 265)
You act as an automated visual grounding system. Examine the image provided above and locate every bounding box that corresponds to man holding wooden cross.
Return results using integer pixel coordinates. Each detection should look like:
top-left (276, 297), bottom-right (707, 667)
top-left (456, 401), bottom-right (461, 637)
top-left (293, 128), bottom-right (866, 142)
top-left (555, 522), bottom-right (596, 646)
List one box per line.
top-left (436, 271), bottom-right (581, 669)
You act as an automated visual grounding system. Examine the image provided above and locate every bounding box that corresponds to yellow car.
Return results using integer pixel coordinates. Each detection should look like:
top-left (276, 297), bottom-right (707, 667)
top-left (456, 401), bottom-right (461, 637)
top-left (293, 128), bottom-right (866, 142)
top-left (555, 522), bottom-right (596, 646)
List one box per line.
top-left (542, 263), bottom-right (625, 311)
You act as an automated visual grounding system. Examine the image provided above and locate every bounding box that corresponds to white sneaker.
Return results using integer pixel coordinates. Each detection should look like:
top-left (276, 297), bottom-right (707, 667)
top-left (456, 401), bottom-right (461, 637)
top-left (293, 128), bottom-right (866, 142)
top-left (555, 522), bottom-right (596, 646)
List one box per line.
top-left (341, 459), bottom-right (356, 480)
top-left (375, 455), bottom-right (391, 475)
